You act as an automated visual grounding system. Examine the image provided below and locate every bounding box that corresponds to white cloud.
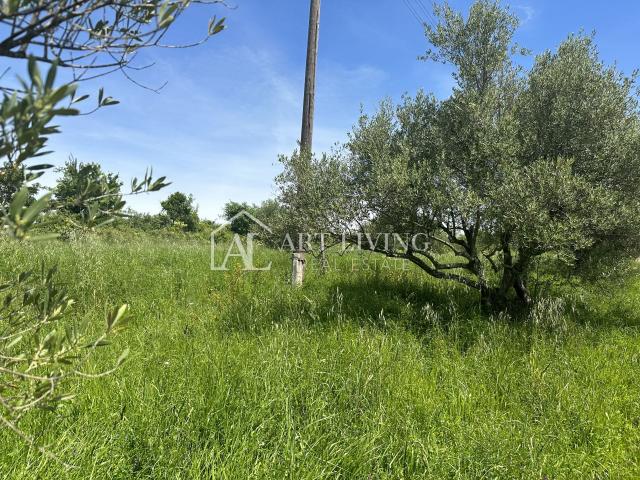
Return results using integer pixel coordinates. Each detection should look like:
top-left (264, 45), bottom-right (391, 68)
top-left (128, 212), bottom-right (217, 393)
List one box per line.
top-left (47, 41), bottom-right (387, 219)
top-left (515, 5), bottom-right (535, 24)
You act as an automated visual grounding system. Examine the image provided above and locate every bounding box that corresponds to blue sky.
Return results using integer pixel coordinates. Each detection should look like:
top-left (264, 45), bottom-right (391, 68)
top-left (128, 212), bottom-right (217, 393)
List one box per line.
top-left (41, 0), bottom-right (640, 221)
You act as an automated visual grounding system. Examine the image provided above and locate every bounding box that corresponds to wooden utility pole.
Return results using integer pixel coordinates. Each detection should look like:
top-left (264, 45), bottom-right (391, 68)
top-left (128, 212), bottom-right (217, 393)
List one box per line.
top-left (292, 0), bottom-right (321, 286)
top-left (301, 0), bottom-right (321, 152)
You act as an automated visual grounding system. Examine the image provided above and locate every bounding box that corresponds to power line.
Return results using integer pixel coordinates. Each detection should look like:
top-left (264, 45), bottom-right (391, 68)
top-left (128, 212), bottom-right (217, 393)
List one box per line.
top-left (414, 0), bottom-right (437, 27)
top-left (400, 0), bottom-right (436, 30)
top-left (401, 0), bottom-right (425, 28)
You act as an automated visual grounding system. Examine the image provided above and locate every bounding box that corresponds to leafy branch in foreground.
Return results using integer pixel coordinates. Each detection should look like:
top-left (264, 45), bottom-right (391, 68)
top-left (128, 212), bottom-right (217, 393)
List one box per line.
top-left (0, 265), bottom-right (129, 465)
top-left (0, 58), bottom-right (170, 461)
top-left (1, 0), bottom-right (222, 461)
top-left (0, 0), bottom-right (227, 88)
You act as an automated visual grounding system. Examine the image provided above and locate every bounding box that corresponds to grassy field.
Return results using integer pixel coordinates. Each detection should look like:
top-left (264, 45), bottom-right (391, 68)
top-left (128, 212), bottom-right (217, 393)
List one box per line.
top-left (1, 234), bottom-right (640, 479)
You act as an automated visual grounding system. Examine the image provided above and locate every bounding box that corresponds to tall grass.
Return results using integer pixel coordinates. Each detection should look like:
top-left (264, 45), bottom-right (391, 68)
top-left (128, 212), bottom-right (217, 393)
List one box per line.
top-left (1, 235), bottom-right (639, 479)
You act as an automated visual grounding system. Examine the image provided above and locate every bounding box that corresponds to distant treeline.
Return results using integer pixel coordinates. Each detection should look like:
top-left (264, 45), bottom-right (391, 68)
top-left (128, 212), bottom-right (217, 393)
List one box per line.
top-left (1, 157), bottom-right (280, 240)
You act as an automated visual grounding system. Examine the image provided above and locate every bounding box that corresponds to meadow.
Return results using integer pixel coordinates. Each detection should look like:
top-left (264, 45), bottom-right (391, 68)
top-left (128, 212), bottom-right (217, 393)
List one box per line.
top-left (1, 233), bottom-right (640, 479)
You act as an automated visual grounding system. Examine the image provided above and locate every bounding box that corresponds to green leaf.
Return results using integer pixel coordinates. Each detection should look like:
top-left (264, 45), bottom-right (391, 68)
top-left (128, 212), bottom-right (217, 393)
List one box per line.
top-left (45, 63), bottom-right (58, 91)
top-left (26, 164), bottom-right (55, 171)
top-left (116, 348), bottom-right (130, 366)
top-left (18, 271), bottom-right (31, 283)
top-left (8, 187), bottom-right (29, 219)
top-left (95, 217), bottom-right (116, 228)
top-left (25, 171), bottom-right (45, 182)
top-left (6, 335), bottom-right (23, 350)
top-left (28, 233), bottom-right (60, 242)
top-left (101, 97), bottom-right (120, 107)
top-left (72, 94), bottom-right (90, 104)
top-left (51, 108), bottom-right (80, 116)
top-left (158, 2), bottom-right (179, 28)
top-left (106, 303), bottom-right (129, 331)
top-left (30, 150), bottom-right (54, 157)
top-left (28, 57), bottom-right (42, 89)
top-left (208, 17), bottom-right (226, 36)
top-left (49, 85), bottom-right (71, 104)
top-left (21, 193), bottom-right (51, 227)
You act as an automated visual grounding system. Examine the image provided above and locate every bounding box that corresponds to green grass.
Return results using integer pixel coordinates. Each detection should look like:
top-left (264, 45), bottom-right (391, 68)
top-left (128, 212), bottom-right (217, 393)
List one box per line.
top-left (1, 234), bottom-right (640, 479)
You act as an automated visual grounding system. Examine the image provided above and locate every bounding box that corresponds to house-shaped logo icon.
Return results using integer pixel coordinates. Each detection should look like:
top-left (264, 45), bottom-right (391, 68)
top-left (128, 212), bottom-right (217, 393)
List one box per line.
top-left (210, 210), bottom-right (272, 271)
top-left (210, 210), bottom-right (273, 237)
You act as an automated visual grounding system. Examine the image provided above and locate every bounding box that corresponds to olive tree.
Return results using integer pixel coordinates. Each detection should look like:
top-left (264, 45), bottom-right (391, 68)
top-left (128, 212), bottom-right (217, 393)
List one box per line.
top-left (277, 0), bottom-right (640, 310)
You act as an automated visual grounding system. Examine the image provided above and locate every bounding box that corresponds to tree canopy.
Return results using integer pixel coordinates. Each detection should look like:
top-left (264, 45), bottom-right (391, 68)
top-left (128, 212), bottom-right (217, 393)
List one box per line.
top-left (222, 200), bottom-right (254, 235)
top-left (277, 0), bottom-right (640, 309)
top-left (54, 158), bottom-right (123, 214)
top-left (161, 191), bottom-right (198, 232)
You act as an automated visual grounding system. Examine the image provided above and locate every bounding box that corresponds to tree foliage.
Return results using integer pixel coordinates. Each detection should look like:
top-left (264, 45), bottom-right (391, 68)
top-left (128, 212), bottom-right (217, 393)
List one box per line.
top-left (222, 199), bottom-right (285, 246)
top-left (0, 0), bottom-right (226, 83)
top-left (0, 161), bottom-right (38, 207)
top-left (54, 158), bottom-right (123, 214)
top-left (277, 0), bottom-right (640, 310)
top-left (161, 191), bottom-right (198, 232)
top-left (223, 200), bottom-right (253, 235)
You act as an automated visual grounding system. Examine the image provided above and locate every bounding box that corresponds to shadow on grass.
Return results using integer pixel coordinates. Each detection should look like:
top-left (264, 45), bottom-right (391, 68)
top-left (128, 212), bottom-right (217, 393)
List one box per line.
top-left (328, 274), bottom-right (477, 325)
top-left (214, 255), bottom-right (640, 348)
top-left (214, 263), bottom-right (497, 350)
